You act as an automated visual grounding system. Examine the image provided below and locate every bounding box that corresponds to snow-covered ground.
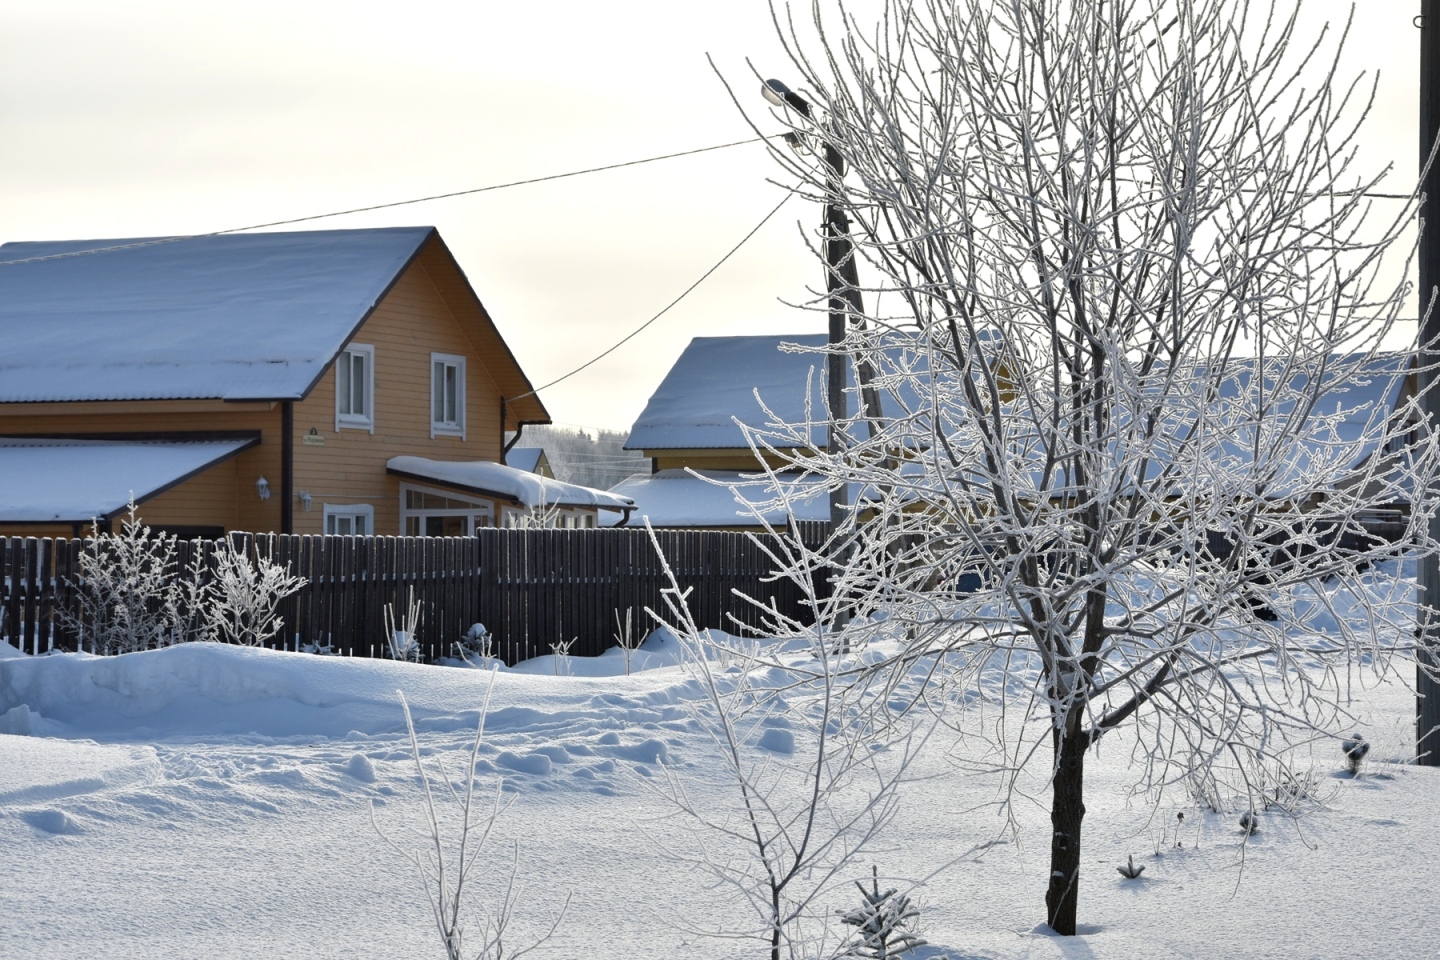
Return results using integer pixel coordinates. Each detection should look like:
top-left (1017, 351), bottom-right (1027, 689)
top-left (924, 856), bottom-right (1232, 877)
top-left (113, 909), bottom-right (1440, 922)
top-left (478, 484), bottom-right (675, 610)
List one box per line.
top-left (0, 620), bottom-right (1432, 959)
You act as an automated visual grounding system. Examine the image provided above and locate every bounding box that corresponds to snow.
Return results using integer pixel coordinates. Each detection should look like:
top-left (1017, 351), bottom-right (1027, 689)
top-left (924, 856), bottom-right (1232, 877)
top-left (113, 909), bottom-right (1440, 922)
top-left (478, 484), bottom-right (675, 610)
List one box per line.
top-left (625, 334), bottom-right (835, 450)
top-left (1, 604), bottom-right (1436, 958)
top-left (387, 456), bottom-right (635, 512)
top-left (0, 227), bottom-right (433, 402)
top-left (608, 468), bottom-right (833, 526)
top-left (503, 446), bottom-right (545, 474)
top-left (0, 437), bottom-right (256, 522)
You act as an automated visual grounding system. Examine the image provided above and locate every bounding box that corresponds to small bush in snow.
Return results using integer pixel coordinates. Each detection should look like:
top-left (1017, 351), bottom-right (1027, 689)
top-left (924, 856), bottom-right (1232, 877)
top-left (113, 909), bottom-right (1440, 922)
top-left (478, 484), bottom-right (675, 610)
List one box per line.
top-left (384, 589), bottom-right (424, 662)
top-left (201, 541), bottom-right (306, 646)
top-left (454, 622), bottom-right (495, 666)
top-left (836, 866), bottom-right (927, 959)
top-left (1116, 855), bottom-right (1145, 881)
top-left (1342, 733), bottom-right (1371, 776)
top-left (62, 502), bottom-right (182, 654)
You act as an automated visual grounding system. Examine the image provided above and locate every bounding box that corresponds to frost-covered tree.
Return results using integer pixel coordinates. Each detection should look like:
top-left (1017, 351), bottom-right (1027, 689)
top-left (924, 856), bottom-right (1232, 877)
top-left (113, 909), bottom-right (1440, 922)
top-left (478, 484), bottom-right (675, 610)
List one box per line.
top-left (739, 0), bottom-right (1440, 934)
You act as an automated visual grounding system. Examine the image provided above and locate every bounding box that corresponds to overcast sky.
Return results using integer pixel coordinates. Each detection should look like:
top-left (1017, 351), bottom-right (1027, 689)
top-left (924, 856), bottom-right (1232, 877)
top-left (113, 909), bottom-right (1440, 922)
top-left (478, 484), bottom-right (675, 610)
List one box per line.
top-left (0, 1), bottom-right (1423, 432)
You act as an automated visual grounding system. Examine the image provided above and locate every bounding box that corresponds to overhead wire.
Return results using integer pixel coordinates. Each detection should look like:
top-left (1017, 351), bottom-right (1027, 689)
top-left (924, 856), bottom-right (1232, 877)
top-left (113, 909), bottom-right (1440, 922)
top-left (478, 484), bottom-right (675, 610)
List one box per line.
top-left (0, 137), bottom-right (766, 267)
top-left (508, 189), bottom-right (795, 402)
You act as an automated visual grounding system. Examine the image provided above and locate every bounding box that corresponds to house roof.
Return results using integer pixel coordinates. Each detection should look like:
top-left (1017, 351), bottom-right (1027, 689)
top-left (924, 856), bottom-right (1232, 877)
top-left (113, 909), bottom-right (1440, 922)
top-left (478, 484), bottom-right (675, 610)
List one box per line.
top-left (503, 447), bottom-right (545, 474)
top-left (606, 468), bottom-right (835, 527)
top-left (626, 335), bottom-right (838, 451)
top-left (0, 437), bottom-right (258, 523)
top-left (0, 227), bottom-right (547, 423)
top-left (387, 456), bottom-right (636, 513)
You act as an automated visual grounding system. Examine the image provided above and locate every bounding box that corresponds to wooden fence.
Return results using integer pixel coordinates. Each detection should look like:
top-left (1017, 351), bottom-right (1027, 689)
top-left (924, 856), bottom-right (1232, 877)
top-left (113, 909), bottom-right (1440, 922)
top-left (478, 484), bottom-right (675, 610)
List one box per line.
top-left (1, 525), bottom-right (833, 665)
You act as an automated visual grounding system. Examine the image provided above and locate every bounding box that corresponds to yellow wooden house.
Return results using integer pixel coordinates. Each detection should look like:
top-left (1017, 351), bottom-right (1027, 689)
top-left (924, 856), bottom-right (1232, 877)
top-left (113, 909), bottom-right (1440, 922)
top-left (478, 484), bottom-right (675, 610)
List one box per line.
top-left (0, 226), bottom-right (633, 538)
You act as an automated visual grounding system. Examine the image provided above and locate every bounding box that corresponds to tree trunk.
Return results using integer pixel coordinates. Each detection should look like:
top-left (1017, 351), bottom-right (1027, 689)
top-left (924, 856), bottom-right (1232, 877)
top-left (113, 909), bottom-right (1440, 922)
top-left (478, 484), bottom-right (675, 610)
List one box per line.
top-left (1045, 726), bottom-right (1087, 935)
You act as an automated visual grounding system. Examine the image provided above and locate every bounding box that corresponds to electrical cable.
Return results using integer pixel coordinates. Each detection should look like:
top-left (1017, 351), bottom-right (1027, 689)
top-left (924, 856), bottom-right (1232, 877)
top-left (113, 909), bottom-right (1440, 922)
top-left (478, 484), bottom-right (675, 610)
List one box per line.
top-left (0, 137), bottom-right (766, 267)
top-left (508, 190), bottom-right (795, 403)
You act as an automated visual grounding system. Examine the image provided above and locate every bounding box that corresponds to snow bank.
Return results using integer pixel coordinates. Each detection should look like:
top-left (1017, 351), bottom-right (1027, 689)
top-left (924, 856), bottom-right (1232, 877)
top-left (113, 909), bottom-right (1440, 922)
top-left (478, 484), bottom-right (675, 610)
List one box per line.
top-left (0, 640), bottom-right (687, 742)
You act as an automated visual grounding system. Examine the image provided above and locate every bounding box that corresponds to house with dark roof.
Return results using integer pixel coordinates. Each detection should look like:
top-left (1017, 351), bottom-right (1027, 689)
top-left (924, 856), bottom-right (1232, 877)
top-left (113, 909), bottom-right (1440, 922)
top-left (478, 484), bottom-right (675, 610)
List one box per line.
top-left (0, 226), bottom-right (633, 537)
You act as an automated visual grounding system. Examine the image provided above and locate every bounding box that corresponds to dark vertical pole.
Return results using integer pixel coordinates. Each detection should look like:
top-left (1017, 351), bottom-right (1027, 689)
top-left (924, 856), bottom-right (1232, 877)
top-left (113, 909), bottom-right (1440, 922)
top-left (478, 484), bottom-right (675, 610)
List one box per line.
top-left (281, 401), bottom-right (294, 535)
top-left (1420, 0), bottom-right (1440, 765)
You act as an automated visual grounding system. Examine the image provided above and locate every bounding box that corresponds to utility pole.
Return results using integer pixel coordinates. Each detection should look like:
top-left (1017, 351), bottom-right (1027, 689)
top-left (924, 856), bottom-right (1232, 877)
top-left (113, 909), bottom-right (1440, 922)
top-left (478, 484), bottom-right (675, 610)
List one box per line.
top-left (1419, 0), bottom-right (1440, 765)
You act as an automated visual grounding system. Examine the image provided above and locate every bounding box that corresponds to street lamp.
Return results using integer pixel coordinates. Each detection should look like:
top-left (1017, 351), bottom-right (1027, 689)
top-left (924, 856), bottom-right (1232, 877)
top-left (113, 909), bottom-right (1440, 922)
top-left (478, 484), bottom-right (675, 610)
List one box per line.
top-left (762, 79), bottom-right (864, 529)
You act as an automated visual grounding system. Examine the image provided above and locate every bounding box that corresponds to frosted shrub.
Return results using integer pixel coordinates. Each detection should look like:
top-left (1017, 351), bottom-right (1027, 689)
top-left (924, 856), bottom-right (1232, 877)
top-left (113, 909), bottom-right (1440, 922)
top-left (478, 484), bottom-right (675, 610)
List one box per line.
top-left (385, 589), bottom-right (424, 662)
top-left (62, 502), bottom-right (182, 654)
top-left (203, 541), bottom-right (306, 646)
top-left (454, 622), bottom-right (495, 666)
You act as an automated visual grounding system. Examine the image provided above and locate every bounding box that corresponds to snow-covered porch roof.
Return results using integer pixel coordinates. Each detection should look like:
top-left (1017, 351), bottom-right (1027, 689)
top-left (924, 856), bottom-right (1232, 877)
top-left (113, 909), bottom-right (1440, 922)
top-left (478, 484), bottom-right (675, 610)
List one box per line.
top-left (386, 457), bottom-right (636, 514)
top-left (0, 436), bottom-right (259, 524)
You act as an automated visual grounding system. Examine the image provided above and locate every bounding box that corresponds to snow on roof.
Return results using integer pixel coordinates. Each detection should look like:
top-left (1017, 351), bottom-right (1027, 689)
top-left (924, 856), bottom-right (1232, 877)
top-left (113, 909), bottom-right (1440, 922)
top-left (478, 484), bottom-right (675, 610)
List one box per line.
top-left (606, 468), bottom-right (833, 527)
top-left (387, 456), bottom-right (635, 512)
top-left (0, 227), bottom-right (434, 403)
top-left (503, 447), bottom-right (544, 474)
top-left (626, 335), bottom-right (837, 451)
top-left (0, 437), bottom-right (257, 523)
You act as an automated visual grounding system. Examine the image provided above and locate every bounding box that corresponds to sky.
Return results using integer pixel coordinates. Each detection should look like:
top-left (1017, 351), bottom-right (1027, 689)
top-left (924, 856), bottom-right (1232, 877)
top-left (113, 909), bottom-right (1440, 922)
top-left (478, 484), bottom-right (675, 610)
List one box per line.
top-left (0, 0), bottom-right (1425, 432)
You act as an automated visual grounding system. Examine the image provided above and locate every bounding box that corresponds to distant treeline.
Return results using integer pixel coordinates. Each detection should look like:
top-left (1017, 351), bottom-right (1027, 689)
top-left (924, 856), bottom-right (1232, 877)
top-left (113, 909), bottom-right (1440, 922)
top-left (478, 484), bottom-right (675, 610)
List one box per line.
top-left (509, 425), bottom-right (649, 491)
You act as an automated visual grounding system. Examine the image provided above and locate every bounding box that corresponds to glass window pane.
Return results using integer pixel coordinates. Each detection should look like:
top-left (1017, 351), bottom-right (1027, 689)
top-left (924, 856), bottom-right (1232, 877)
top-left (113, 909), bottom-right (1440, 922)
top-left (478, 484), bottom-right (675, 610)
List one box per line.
top-left (352, 355), bottom-right (367, 417)
top-left (337, 357), bottom-right (352, 416)
top-left (445, 365), bottom-right (458, 422)
top-left (355, 515), bottom-right (367, 536)
top-left (433, 361), bottom-right (445, 422)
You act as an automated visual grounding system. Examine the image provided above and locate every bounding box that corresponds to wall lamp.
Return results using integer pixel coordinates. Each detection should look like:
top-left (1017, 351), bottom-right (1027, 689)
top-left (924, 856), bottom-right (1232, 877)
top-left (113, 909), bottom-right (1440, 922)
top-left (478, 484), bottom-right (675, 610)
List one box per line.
top-left (256, 476), bottom-right (271, 501)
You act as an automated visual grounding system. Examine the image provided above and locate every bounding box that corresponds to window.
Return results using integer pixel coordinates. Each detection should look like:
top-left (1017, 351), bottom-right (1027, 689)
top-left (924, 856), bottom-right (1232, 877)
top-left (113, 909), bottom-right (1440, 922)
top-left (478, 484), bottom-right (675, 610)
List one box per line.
top-left (336, 344), bottom-right (375, 432)
top-left (430, 353), bottom-right (466, 438)
top-left (400, 484), bottom-right (494, 536)
top-left (324, 504), bottom-right (374, 536)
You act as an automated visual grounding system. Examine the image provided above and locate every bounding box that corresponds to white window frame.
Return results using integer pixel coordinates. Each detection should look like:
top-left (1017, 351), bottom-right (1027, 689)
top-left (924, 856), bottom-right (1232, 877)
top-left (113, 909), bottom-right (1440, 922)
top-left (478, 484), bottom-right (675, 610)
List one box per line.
top-left (323, 503), bottom-right (375, 536)
top-left (399, 483), bottom-right (495, 537)
top-left (335, 343), bottom-right (375, 433)
top-left (430, 352), bottom-right (466, 439)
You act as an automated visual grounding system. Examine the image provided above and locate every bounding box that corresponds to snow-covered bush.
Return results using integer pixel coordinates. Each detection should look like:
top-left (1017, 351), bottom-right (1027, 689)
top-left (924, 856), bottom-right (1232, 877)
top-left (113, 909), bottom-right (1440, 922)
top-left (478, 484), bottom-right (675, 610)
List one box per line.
top-left (454, 622), bottom-right (495, 666)
top-left (61, 513), bottom-right (306, 654)
top-left (202, 541), bottom-right (306, 646)
top-left (1343, 733), bottom-right (1371, 776)
top-left (61, 502), bottom-right (182, 654)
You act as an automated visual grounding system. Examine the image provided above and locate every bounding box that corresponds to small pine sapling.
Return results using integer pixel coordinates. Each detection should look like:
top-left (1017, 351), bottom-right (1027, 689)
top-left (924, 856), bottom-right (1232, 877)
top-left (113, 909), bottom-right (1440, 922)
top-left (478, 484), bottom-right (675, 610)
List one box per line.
top-left (454, 623), bottom-right (495, 666)
top-left (836, 866), bottom-right (927, 959)
top-left (1116, 854), bottom-right (1145, 880)
top-left (1342, 733), bottom-right (1371, 776)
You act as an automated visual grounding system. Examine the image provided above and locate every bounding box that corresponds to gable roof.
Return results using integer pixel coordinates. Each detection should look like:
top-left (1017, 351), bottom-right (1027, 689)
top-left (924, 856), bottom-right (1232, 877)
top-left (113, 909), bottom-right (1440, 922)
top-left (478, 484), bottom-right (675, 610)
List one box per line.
top-left (0, 227), bottom-right (546, 422)
top-left (626, 335), bottom-right (836, 451)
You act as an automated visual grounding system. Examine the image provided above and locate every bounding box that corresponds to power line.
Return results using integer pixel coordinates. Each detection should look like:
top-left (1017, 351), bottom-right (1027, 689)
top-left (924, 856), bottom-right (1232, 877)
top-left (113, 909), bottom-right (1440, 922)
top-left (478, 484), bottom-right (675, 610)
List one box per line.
top-left (510, 190), bottom-right (795, 403)
top-left (0, 137), bottom-right (767, 267)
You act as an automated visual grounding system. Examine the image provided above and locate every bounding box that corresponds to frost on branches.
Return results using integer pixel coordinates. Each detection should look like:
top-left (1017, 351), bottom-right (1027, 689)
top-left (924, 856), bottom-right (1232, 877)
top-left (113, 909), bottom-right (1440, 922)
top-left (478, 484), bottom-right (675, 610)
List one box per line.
top-left (735, 0), bottom-right (1440, 936)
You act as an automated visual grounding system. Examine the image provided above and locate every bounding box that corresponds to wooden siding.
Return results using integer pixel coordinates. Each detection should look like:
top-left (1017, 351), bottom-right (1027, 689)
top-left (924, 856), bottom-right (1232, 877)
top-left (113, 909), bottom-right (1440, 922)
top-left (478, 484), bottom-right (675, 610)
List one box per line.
top-left (291, 254), bottom-right (517, 535)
